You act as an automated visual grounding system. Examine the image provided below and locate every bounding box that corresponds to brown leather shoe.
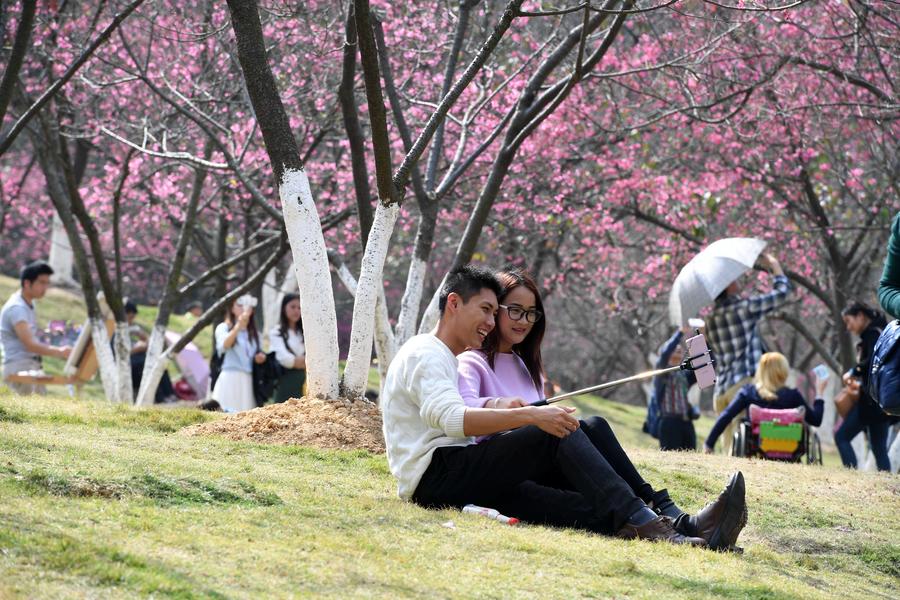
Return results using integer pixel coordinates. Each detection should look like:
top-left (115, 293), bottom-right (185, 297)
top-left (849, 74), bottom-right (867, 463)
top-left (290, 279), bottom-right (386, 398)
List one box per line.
top-left (679, 471), bottom-right (747, 551)
top-left (616, 515), bottom-right (706, 545)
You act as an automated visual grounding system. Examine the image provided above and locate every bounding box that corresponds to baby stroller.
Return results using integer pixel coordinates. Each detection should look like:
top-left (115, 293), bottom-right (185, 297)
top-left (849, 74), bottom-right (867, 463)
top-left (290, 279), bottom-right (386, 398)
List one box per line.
top-left (731, 405), bottom-right (822, 465)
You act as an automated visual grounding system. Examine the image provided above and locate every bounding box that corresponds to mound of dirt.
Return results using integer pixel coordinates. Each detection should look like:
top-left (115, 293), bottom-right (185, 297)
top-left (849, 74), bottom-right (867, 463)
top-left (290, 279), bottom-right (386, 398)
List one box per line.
top-left (181, 397), bottom-right (385, 453)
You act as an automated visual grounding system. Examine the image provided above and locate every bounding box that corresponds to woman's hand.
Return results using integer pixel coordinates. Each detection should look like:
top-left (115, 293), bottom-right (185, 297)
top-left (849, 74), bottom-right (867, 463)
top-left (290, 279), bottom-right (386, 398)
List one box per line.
top-left (814, 375), bottom-right (828, 397)
top-left (254, 352), bottom-right (266, 364)
top-left (528, 405), bottom-right (579, 438)
top-left (293, 356), bottom-right (306, 370)
top-left (703, 444), bottom-right (714, 454)
top-left (493, 397), bottom-right (525, 409)
top-left (237, 308), bottom-right (251, 330)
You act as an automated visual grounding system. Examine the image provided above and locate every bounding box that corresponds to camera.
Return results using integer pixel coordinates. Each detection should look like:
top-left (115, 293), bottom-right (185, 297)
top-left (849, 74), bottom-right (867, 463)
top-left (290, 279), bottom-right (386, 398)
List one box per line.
top-left (236, 294), bottom-right (258, 309)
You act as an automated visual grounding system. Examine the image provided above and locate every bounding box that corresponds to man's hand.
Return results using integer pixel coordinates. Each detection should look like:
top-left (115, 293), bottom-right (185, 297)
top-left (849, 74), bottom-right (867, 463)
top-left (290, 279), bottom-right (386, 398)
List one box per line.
top-left (493, 397), bottom-right (525, 409)
top-left (529, 405), bottom-right (579, 438)
top-left (758, 252), bottom-right (784, 276)
top-left (55, 345), bottom-right (72, 359)
top-left (703, 444), bottom-right (714, 454)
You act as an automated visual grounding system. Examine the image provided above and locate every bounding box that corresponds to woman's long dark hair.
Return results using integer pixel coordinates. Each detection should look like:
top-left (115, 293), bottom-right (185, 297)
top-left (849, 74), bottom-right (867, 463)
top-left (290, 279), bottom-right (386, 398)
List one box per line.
top-left (842, 301), bottom-right (888, 330)
top-left (225, 298), bottom-right (260, 349)
top-left (481, 269), bottom-right (545, 394)
top-left (278, 293), bottom-right (303, 354)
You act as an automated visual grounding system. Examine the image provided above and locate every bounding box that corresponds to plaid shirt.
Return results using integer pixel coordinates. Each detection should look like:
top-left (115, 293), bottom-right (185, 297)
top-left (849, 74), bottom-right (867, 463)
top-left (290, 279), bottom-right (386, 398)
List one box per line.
top-left (705, 275), bottom-right (792, 397)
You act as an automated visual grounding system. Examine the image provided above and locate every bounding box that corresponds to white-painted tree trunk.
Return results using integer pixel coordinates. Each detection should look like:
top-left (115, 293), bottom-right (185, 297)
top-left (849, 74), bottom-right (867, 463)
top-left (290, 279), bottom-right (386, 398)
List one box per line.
top-left (395, 256), bottom-right (427, 345)
top-left (816, 370), bottom-right (837, 446)
top-left (333, 260), bottom-right (358, 296)
top-left (48, 213), bottom-right (76, 286)
top-left (138, 349), bottom-right (171, 408)
top-left (888, 429), bottom-right (900, 474)
top-left (373, 287), bottom-right (397, 387)
top-left (113, 321), bottom-right (134, 404)
top-left (135, 325), bottom-right (166, 407)
top-left (280, 168), bottom-right (340, 398)
top-left (262, 267), bottom-right (279, 343)
top-left (417, 280), bottom-right (444, 334)
top-left (90, 317), bottom-right (121, 402)
top-left (342, 202), bottom-right (400, 398)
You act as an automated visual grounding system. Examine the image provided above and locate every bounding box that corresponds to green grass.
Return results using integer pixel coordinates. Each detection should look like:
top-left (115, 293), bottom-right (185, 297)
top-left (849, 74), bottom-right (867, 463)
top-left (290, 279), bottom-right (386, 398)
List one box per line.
top-left (1, 392), bottom-right (897, 599)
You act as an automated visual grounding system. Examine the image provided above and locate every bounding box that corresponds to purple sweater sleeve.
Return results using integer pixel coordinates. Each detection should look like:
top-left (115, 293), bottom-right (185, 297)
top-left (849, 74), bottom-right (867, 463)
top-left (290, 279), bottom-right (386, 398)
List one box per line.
top-left (458, 351), bottom-right (493, 408)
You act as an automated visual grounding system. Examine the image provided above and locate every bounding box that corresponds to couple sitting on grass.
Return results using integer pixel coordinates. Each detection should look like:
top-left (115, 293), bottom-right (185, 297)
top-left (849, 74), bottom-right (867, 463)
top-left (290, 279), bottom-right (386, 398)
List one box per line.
top-left (381, 265), bottom-right (747, 549)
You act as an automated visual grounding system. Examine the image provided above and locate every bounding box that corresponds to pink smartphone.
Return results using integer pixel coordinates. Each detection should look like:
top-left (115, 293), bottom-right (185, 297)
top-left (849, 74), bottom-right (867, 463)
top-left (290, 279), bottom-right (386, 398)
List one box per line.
top-left (685, 333), bottom-right (717, 390)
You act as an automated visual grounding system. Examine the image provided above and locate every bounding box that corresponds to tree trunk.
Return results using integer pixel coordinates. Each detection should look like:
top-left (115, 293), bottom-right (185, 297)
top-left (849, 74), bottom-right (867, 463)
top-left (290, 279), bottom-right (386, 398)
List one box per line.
top-left (48, 213), bottom-right (76, 286)
top-left (226, 0), bottom-right (340, 398)
top-left (342, 202), bottom-right (400, 398)
top-left (280, 170), bottom-right (340, 398)
top-left (28, 110), bottom-right (131, 401)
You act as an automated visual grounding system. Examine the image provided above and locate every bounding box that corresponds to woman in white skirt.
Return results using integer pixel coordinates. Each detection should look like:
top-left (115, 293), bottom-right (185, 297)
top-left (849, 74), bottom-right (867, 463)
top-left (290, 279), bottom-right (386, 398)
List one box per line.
top-left (212, 294), bottom-right (266, 412)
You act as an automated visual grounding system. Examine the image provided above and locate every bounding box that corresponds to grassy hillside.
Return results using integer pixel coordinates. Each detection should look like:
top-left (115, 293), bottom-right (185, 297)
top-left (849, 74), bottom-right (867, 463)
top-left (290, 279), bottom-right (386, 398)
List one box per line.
top-left (1, 392), bottom-right (896, 599)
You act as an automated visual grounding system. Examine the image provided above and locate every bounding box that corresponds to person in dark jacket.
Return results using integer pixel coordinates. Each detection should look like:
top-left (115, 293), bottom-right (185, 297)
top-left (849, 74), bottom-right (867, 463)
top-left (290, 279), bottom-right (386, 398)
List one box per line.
top-left (704, 352), bottom-right (826, 452)
top-left (835, 302), bottom-right (891, 471)
top-left (878, 212), bottom-right (900, 319)
top-left (651, 328), bottom-right (699, 451)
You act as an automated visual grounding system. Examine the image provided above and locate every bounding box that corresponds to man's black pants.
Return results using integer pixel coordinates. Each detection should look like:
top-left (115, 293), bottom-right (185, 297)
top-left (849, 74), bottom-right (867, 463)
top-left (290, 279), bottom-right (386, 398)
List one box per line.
top-left (658, 416), bottom-right (696, 452)
top-left (412, 424), bottom-right (645, 534)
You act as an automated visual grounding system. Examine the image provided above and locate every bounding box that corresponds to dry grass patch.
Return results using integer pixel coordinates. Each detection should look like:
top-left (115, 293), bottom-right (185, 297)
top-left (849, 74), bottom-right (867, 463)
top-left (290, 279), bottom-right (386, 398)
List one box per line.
top-left (181, 396), bottom-right (385, 453)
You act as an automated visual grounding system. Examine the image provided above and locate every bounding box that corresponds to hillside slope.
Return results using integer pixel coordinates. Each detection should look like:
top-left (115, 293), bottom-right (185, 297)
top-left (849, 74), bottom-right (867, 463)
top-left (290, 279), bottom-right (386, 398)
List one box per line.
top-left (1, 392), bottom-right (896, 599)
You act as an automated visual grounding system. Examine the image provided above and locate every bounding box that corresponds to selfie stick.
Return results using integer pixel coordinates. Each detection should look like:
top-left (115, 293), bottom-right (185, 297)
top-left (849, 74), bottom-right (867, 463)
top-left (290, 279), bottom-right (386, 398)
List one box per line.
top-left (532, 352), bottom-right (714, 406)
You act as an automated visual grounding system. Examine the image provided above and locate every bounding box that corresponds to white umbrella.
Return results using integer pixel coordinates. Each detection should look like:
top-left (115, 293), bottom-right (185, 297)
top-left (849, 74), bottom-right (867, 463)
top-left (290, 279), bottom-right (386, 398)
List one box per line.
top-left (669, 237), bottom-right (767, 326)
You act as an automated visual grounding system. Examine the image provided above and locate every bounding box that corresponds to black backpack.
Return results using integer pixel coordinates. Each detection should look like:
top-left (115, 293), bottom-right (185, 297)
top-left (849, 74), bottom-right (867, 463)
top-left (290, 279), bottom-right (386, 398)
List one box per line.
top-left (209, 346), bottom-right (223, 390)
top-left (869, 319), bottom-right (900, 416)
top-left (252, 352), bottom-right (283, 407)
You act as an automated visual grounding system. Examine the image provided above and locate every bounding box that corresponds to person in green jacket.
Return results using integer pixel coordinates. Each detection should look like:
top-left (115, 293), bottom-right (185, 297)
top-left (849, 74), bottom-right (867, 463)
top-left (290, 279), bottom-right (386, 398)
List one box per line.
top-left (878, 212), bottom-right (900, 319)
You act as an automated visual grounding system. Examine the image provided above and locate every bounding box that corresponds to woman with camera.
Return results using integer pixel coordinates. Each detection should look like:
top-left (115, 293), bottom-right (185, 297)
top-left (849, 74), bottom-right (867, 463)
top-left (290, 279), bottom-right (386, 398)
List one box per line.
top-left (212, 294), bottom-right (266, 412)
top-left (835, 301), bottom-right (891, 471)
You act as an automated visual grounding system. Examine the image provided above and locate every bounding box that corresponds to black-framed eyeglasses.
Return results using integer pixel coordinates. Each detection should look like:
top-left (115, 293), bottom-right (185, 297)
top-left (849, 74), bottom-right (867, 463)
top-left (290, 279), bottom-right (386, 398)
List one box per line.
top-left (499, 304), bottom-right (543, 323)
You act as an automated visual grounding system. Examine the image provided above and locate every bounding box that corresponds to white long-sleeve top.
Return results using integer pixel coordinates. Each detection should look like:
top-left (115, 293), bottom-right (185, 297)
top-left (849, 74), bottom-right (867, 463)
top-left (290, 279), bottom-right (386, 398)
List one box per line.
top-left (380, 334), bottom-right (473, 500)
top-left (268, 327), bottom-right (305, 370)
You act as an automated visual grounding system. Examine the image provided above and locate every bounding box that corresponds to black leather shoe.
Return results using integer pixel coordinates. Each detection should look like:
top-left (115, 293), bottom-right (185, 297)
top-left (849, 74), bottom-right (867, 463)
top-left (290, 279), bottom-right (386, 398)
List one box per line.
top-left (617, 515), bottom-right (706, 546)
top-left (677, 471), bottom-right (747, 551)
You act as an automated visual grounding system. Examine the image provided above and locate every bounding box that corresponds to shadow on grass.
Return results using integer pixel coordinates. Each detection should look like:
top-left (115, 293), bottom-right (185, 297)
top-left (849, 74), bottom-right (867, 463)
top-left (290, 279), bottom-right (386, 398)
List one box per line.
top-left (0, 406), bottom-right (26, 423)
top-left (0, 525), bottom-right (227, 599)
top-left (639, 571), bottom-right (804, 600)
top-left (0, 403), bottom-right (215, 432)
top-left (3, 466), bottom-right (281, 507)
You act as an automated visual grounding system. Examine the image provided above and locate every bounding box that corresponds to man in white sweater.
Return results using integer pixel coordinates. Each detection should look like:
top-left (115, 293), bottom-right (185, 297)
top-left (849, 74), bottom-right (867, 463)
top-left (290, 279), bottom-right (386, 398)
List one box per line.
top-left (382, 265), bottom-right (747, 546)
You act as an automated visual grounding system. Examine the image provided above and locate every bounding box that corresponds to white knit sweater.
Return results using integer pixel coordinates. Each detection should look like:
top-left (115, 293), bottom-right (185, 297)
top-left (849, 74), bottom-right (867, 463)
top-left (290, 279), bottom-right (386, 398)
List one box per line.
top-left (380, 334), bottom-right (473, 500)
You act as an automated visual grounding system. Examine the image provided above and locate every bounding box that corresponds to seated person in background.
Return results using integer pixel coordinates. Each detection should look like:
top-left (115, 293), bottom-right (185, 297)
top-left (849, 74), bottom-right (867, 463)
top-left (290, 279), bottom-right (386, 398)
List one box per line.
top-left (704, 352), bottom-right (826, 453)
top-left (650, 327), bottom-right (699, 452)
top-left (124, 301), bottom-right (175, 403)
top-left (185, 300), bottom-right (204, 319)
top-left (1, 261), bottom-right (71, 395)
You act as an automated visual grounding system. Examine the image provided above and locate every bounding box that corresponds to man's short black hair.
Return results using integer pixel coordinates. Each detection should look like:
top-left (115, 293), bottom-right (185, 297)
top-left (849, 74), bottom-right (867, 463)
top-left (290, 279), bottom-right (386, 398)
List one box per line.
top-left (438, 265), bottom-right (501, 314)
top-left (20, 260), bottom-right (54, 286)
top-left (124, 300), bottom-right (138, 315)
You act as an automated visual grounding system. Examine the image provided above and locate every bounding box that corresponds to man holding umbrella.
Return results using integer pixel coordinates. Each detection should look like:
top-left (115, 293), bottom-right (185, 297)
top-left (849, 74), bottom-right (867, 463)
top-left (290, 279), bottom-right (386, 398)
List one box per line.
top-left (670, 241), bottom-right (792, 454)
top-left (705, 252), bottom-right (792, 453)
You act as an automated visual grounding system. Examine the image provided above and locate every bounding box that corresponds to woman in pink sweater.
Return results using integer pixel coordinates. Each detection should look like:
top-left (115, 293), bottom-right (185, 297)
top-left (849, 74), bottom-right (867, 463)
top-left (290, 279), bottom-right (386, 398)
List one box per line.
top-left (457, 269), bottom-right (744, 547)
